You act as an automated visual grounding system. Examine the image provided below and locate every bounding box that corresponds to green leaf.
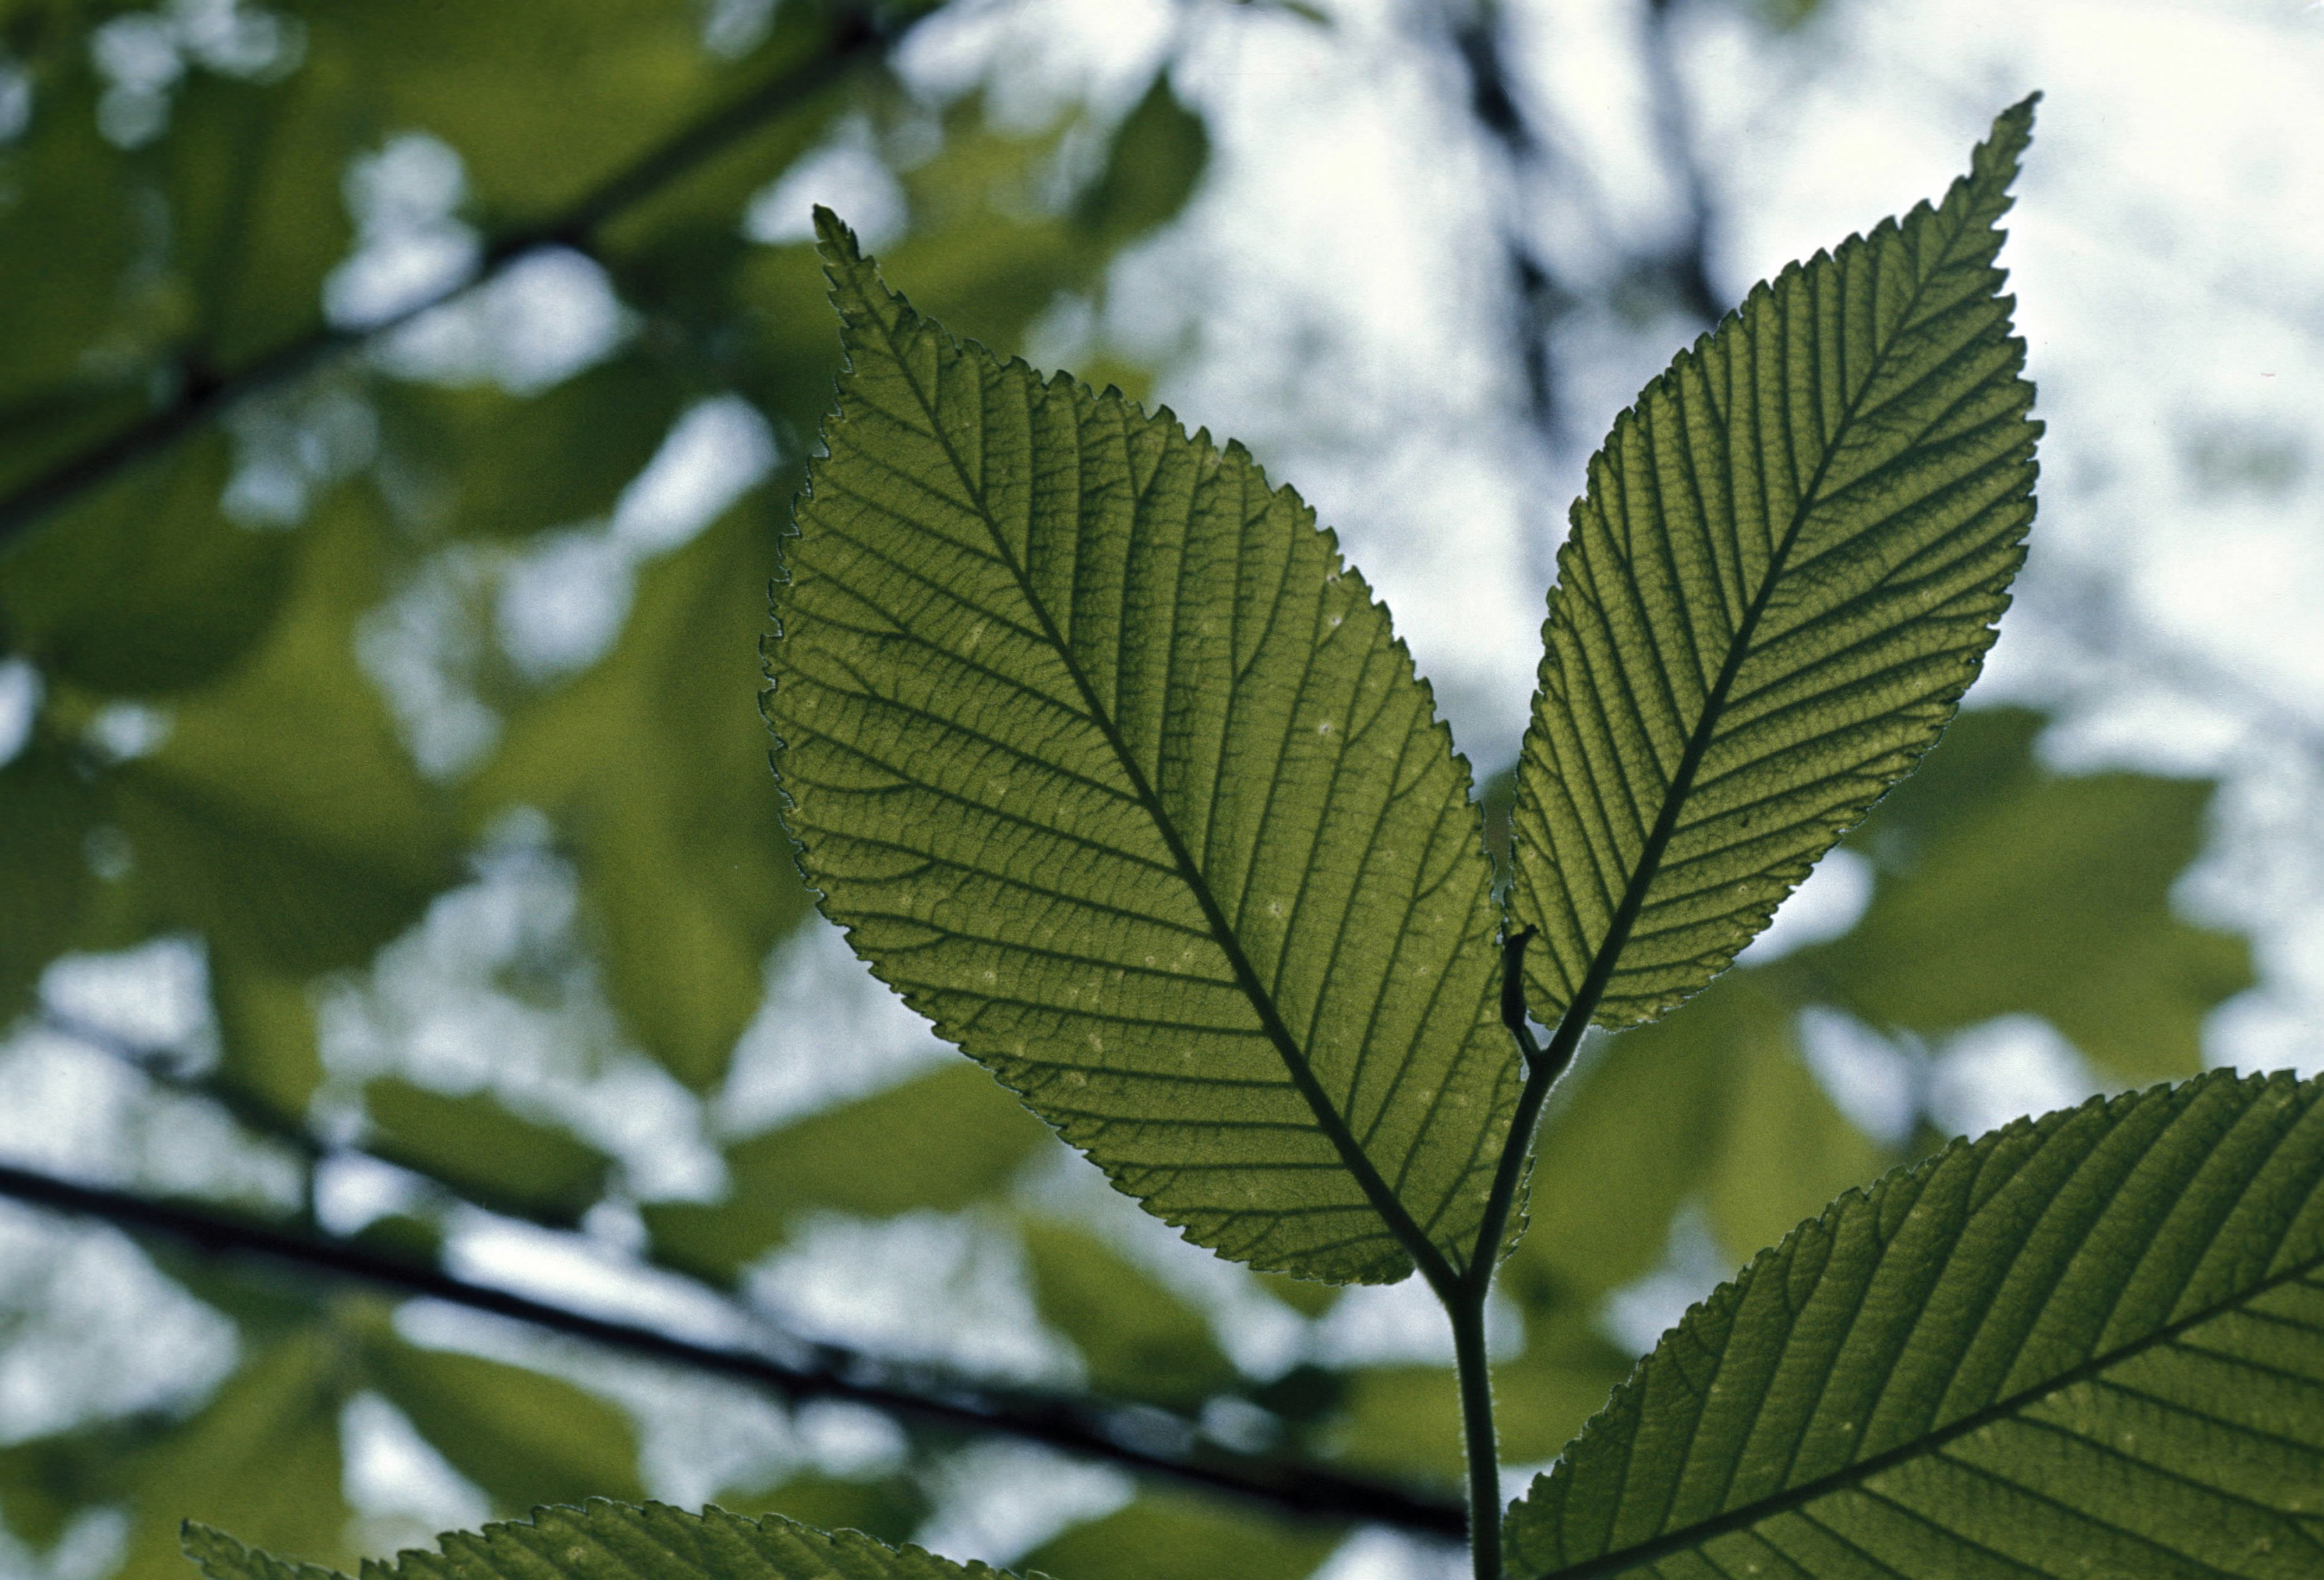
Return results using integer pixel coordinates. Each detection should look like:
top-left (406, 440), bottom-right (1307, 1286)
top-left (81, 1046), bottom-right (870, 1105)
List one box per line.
top-left (1022, 1487), bottom-right (1341, 1580)
top-left (371, 357), bottom-right (694, 542)
top-left (1794, 706), bottom-right (2252, 1083)
top-left (642, 1065), bottom-right (1050, 1283)
top-left (183, 1501), bottom-right (1021, 1580)
top-left (363, 1079), bottom-right (615, 1226)
top-left (710, 1473), bottom-right (930, 1551)
top-left (360, 1326), bottom-right (644, 1512)
top-left (1022, 1221), bottom-right (1238, 1408)
top-left (769, 213), bottom-right (1515, 1286)
top-left (0, 434), bottom-right (295, 695)
top-left (472, 505), bottom-right (810, 1092)
top-left (0, 735), bottom-right (97, 1022)
top-left (1509, 99), bottom-right (2041, 1032)
top-left (123, 1330), bottom-right (353, 1580)
top-left (1504, 1068), bottom-right (2324, 1578)
top-left (1074, 74), bottom-right (1210, 249)
top-left (107, 493), bottom-right (460, 974)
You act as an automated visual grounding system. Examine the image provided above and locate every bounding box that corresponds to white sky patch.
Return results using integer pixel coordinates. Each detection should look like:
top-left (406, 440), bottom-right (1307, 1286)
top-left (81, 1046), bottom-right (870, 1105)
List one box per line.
top-left (81, 700), bottom-right (172, 764)
top-left (380, 248), bottom-right (631, 396)
top-left (495, 395), bottom-right (775, 682)
top-left (40, 936), bottom-right (212, 1061)
top-left (495, 527), bottom-right (636, 682)
top-left (1797, 1005), bottom-right (1922, 1148)
top-left (0, 1205), bottom-right (241, 1441)
top-left (326, 132), bottom-right (480, 330)
top-left (1926, 1014), bottom-right (2104, 1140)
top-left (1310, 1525), bottom-right (1470, 1580)
top-left (714, 918), bottom-right (953, 1139)
top-left (0, 658), bottom-right (43, 769)
top-left (745, 1210), bottom-right (1074, 1386)
top-left (1014, 1145), bottom-right (1314, 1381)
top-left (356, 541), bottom-right (503, 778)
top-left (613, 396), bottom-right (777, 553)
top-left (1598, 1201), bottom-right (1731, 1359)
top-left (910, 1440), bottom-right (1134, 1571)
top-left (341, 1391), bottom-right (492, 1551)
top-left (744, 122), bottom-right (908, 251)
top-left (1736, 848), bottom-right (1875, 965)
top-left (316, 816), bottom-right (723, 1201)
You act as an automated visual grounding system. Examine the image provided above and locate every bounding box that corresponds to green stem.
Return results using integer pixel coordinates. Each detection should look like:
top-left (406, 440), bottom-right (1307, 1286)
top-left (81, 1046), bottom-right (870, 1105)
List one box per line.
top-left (1448, 1286), bottom-right (1503, 1579)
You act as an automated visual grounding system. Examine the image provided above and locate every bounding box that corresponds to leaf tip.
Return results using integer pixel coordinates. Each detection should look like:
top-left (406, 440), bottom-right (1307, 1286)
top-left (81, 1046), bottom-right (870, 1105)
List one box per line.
top-left (812, 205), bottom-right (859, 260)
top-left (1977, 91), bottom-right (2041, 191)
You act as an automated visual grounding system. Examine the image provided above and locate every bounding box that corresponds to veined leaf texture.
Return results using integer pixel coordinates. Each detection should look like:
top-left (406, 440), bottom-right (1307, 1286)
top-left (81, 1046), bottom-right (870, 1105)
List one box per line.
top-left (1505, 1069), bottom-right (2324, 1578)
top-left (182, 1505), bottom-right (1009, 1580)
top-left (1511, 98), bottom-right (2042, 1032)
top-left (766, 212), bottom-right (1514, 1286)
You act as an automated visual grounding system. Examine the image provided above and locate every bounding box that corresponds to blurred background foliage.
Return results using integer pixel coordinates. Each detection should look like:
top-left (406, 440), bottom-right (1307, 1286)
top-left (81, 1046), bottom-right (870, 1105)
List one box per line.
top-left (0, 1), bottom-right (2308, 1578)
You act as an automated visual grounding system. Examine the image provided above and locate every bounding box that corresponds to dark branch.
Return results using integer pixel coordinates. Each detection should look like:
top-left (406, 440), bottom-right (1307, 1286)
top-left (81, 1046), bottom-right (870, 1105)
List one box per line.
top-left (0, 1159), bottom-right (1465, 1538)
top-left (0, 6), bottom-right (889, 554)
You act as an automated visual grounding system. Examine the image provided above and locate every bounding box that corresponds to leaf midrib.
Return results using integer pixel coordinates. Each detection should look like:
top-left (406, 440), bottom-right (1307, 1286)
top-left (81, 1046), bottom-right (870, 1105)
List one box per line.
top-left (1538, 194), bottom-right (1985, 1051)
top-left (1531, 1232), bottom-right (2324, 1578)
top-left (856, 303), bottom-right (1461, 1291)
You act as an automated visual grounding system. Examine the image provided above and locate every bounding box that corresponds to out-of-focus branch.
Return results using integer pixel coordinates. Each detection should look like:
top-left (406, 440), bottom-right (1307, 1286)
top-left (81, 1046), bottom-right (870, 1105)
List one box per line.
top-left (0, 5), bottom-right (893, 555)
top-left (1439, 0), bottom-right (1571, 434)
top-left (1638, 0), bottom-right (1722, 327)
top-left (0, 1157), bottom-right (1466, 1537)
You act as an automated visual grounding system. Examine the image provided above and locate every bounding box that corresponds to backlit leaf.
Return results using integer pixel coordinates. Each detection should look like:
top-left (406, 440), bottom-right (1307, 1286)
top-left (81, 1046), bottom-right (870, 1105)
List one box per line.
top-left (1505, 1068), bottom-right (2324, 1578)
top-left (1509, 99), bottom-right (2041, 1032)
top-left (768, 213), bottom-right (1515, 1285)
top-left (185, 1501), bottom-right (1018, 1580)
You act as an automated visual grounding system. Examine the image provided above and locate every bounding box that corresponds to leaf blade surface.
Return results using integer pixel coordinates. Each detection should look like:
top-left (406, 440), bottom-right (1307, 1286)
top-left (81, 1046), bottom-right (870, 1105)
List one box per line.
top-left (183, 1502), bottom-right (1016, 1580)
top-left (1506, 1067), bottom-right (2324, 1577)
top-left (1511, 99), bottom-right (2043, 1031)
top-left (768, 214), bottom-right (1515, 1284)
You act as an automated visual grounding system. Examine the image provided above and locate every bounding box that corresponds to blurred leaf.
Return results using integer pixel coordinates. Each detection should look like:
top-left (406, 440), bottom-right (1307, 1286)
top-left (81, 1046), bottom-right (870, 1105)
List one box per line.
top-left (1021, 1222), bottom-right (1236, 1409)
top-left (1508, 101), bottom-right (2038, 1032)
top-left (0, 435), bottom-right (294, 695)
top-left (1695, 982), bottom-right (1883, 1263)
top-left (1253, 1269), bottom-right (1340, 1319)
top-left (0, 735), bottom-right (96, 1021)
top-left (371, 356), bottom-right (693, 541)
top-left (117, 1329), bottom-right (352, 1580)
top-left (167, 60), bottom-right (356, 370)
top-left (347, 1211), bottom-right (445, 1268)
top-left (1075, 74), bottom-right (1209, 248)
top-left (711, 1474), bottom-right (929, 1549)
top-left (0, 69), bottom-right (155, 443)
top-left (361, 1328), bottom-right (643, 1512)
top-left (207, 950), bottom-right (327, 1131)
top-left (1793, 705), bottom-right (2252, 1082)
top-left (187, 1502), bottom-right (1017, 1580)
top-left (1022, 1488), bottom-right (1341, 1580)
top-left (109, 492), bottom-right (458, 973)
top-left (363, 1078), bottom-right (613, 1226)
top-left (1490, 1312), bottom-right (1636, 1465)
top-left (472, 504), bottom-right (809, 1092)
top-left (643, 1065), bottom-right (1050, 1283)
top-left (0, 1425), bottom-right (127, 1551)
top-left (315, 2), bottom-right (720, 226)
top-left (1504, 1011), bottom-right (1734, 1313)
top-left (1324, 1366), bottom-right (1461, 1488)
